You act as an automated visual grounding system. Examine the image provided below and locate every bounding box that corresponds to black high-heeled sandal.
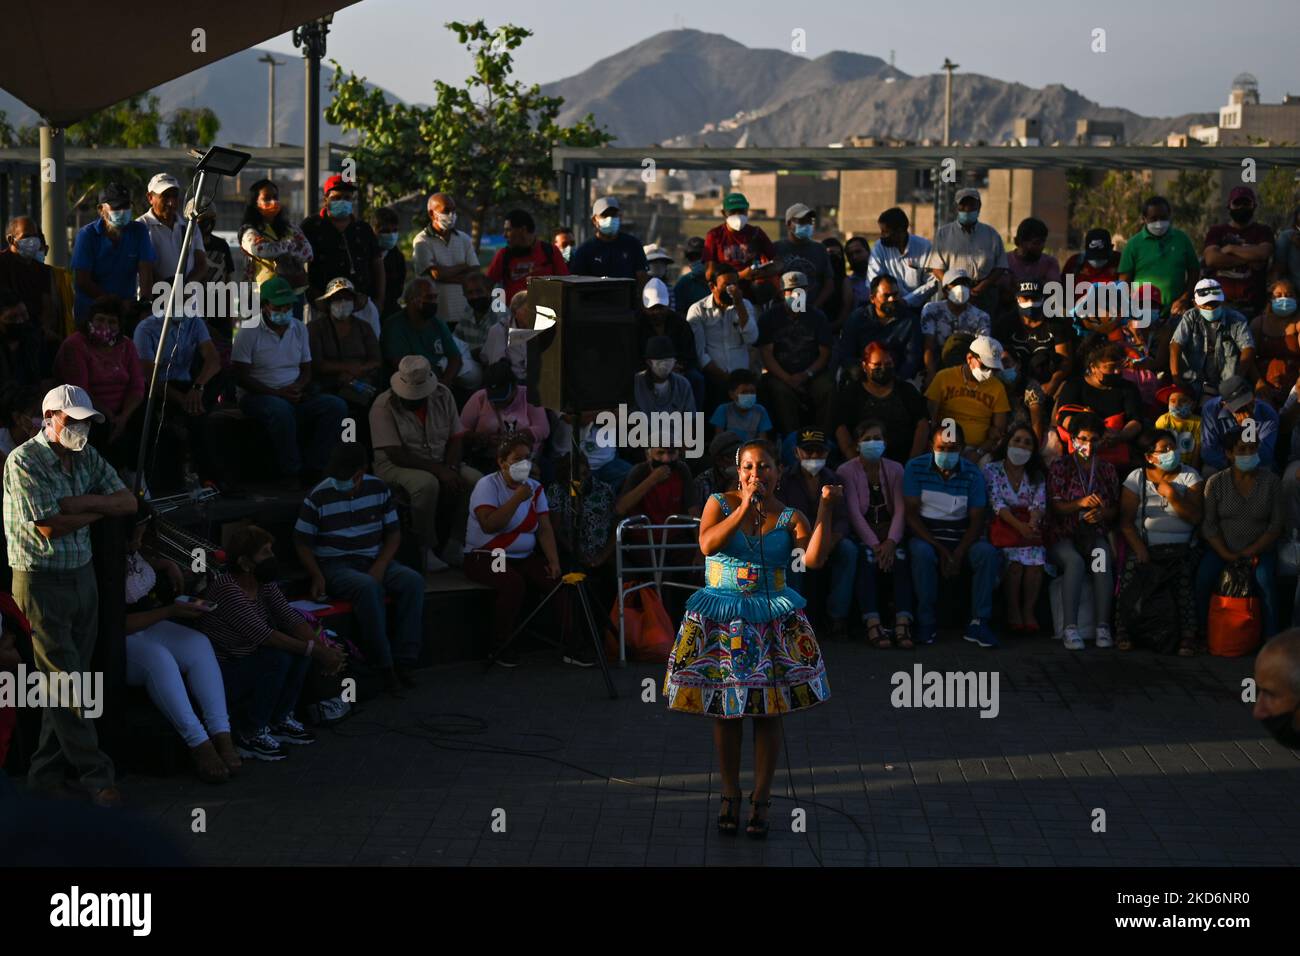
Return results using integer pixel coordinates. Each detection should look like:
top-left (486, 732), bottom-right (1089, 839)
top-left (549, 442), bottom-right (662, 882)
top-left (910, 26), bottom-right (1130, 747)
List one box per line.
top-left (746, 792), bottom-right (772, 840)
top-left (717, 795), bottom-right (740, 836)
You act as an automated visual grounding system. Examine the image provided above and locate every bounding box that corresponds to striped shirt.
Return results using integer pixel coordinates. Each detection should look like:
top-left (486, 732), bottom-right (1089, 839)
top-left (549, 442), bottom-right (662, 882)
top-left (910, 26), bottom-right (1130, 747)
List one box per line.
top-left (198, 572), bottom-right (305, 661)
top-left (294, 474), bottom-right (398, 564)
top-left (902, 454), bottom-right (988, 547)
top-left (3, 431), bottom-right (127, 571)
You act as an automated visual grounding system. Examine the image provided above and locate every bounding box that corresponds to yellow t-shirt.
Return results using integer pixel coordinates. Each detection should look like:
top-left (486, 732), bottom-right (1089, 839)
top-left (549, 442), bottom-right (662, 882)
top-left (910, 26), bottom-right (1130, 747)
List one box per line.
top-left (924, 365), bottom-right (1011, 447)
top-left (1154, 412), bottom-right (1202, 463)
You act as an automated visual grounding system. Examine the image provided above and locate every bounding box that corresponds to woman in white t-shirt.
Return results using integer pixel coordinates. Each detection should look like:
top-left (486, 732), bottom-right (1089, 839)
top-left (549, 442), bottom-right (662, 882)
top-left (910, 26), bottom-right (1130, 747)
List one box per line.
top-left (1116, 429), bottom-right (1204, 654)
top-left (462, 432), bottom-right (569, 668)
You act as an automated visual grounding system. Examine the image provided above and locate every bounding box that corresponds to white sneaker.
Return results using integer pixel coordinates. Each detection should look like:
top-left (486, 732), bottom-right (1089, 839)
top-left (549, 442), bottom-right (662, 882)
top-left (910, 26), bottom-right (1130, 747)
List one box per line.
top-left (1094, 626), bottom-right (1114, 649)
top-left (424, 549), bottom-right (449, 572)
top-left (1062, 626), bottom-right (1085, 651)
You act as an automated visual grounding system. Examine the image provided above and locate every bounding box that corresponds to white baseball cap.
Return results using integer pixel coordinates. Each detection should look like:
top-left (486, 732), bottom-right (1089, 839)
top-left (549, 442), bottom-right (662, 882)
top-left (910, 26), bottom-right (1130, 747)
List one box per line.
top-left (785, 202), bottom-right (814, 221)
top-left (147, 173), bottom-right (182, 196)
top-left (1194, 277), bottom-right (1225, 305)
top-left (42, 384), bottom-right (105, 423)
top-left (642, 277), bottom-right (670, 308)
top-left (969, 335), bottom-right (1004, 370)
top-left (643, 244), bottom-right (673, 262)
top-left (942, 267), bottom-right (971, 287)
top-left (592, 196), bottom-right (621, 217)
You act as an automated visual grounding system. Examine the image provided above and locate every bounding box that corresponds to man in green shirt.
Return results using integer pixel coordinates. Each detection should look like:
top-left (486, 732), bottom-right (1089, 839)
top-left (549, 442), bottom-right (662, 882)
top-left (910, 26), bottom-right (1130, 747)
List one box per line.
top-left (380, 277), bottom-right (463, 383)
top-left (1118, 195), bottom-right (1202, 320)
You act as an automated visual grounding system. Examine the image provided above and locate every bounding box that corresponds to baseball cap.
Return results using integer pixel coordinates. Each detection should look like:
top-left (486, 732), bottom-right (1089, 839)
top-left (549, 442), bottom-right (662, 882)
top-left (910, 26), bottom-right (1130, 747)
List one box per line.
top-left (1194, 278), bottom-right (1225, 305)
top-left (954, 187), bottom-right (982, 205)
top-left (942, 267), bottom-right (971, 287)
top-left (147, 173), bottom-right (181, 196)
top-left (684, 236), bottom-right (706, 256)
top-left (97, 182), bottom-right (131, 208)
top-left (643, 244), bottom-right (672, 262)
top-left (642, 277), bottom-right (670, 309)
top-left (722, 193), bottom-right (749, 212)
top-left (645, 335), bottom-right (676, 360)
top-left (1016, 279), bottom-right (1043, 300)
top-left (969, 335), bottom-right (1005, 370)
top-left (1219, 375), bottom-right (1254, 413)
top-left (322, 173), bottom-right (357, 195)
top-left (785, 202), bottom-right (814, 222)
top-left (1155, 382), bottom-right (1195, 406)
top-left (42, 384), bottom-right (105, 423)
top-left (782, 271), bottom-right (808, 290)
top-left (259, 275), bottom-right (298, 307)
top-left (592, 196), bottom-right (621, 217)
top-left (1084, 228), bottom-right (1113, 257)
top-left (797, 428), bottom-right (828, 451)
top-left (1228, 186), bottom-right (1257, 205)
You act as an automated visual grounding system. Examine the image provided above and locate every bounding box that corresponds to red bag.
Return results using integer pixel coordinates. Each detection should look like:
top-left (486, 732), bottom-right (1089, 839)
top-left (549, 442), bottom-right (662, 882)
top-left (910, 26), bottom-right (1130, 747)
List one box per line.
top-left (607, 585), bottom-right (676, 662)
top-left (1207, 595), bottom-right (1262, 657)
top-left (989, 506), bottom-right (1035, 549)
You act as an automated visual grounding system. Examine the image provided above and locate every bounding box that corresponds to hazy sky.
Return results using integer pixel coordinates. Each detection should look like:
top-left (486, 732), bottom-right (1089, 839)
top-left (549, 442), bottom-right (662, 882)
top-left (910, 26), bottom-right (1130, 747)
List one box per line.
top-left (257, 0), bottom-right (1298, 118)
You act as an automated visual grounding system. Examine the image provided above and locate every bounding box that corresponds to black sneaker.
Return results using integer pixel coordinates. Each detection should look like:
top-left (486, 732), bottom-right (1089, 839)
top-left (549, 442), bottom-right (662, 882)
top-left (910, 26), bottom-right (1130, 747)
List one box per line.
top-left (269, 717), bottom-right (316, 745)
top-left (236, 729), bottom-right (288, 761)
top-left (562, 647), bottom-right (595, 668)
top-left (493, 647), bottom-right (521, 668)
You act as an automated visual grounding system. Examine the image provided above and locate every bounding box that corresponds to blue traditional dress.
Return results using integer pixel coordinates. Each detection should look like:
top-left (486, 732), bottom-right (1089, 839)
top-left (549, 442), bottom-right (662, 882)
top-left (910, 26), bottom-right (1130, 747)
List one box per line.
top-left (664, 493), bottom-right (831, 717)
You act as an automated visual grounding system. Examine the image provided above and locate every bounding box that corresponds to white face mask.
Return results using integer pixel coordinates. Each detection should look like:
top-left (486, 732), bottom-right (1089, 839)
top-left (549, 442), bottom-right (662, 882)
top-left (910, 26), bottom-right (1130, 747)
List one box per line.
top-left (970, 364), bottom-right (994, 383)
top-left (1146, 219), bottom-right (1171, 237)
top-left (726, 214), bottom-right (748, 232)
top-left (433, 211), bottom-right (457, 231)
top-left (947, 285), bottom-right (971, 305)
top-left (55, 419), bottom-right (91, 452)
top-left (800, 458), bottom-right (827, 474)
top-left (329, 299), bottom-right (352, 319)
top-left (1006, 446), bottom-right (1032, 467)
top-left (507, 459), bottom-right (532, 483)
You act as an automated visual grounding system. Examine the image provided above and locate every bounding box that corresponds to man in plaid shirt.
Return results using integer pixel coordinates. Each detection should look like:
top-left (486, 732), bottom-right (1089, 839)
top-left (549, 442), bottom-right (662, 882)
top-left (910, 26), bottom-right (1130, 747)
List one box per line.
top-left (3, 385), bottom-right (137, 806)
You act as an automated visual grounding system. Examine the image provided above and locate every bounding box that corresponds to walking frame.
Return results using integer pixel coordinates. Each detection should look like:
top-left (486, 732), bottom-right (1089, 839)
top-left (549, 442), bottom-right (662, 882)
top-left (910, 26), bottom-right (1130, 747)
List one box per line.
top-left (614, 514), bottom-right (704, 665)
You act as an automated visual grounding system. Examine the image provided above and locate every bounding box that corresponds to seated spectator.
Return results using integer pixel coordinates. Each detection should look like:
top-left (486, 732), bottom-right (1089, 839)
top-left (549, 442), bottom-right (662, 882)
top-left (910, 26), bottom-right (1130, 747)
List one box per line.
top-left (1200, 375), bottom-right (1279, 477)
top-left (1198, 429), bottom-right (1283, 641)
top-left (617, 445), bottom-right (698, 525)
top-left (640, 278), bottom-right (703, 409)
top-left (843, 235), bottom-right (873, 317)
top-left (921, 268), bottom-right (991, 377)
top-left (374, 206), bottom-right (406, 309)
top-left (0, 215), bottom-right (56, 340)
top-left (381, 277), bottom-right (461, 381)
top-left (460, 361), bottom-right (550, 473)
top-left (838, 419), bottom-right (913, 648)
top-left (821, 237), bottom-right (850, 331)
top-left (1249, 277), bottom-right (1300, 413)
top-left (833, 342), bottom-right (929, 466)
top-left (553, 225), bottom-right (576, 264)
top-left (673, 235), bottom-right (710, 312)
top-left (545, 451), bottom-right (618, 571)
top-left (635, 335), bottom-right (696, 417)
top-left (686, 266), bottom-right (759, 406)
top-left (775, 429), bottom-right (854, 640)
top-left (773, 203), bottom-right (833, 312)
top-left (123, 505), bottom-right (236, 783)
top-left (295, 442), bottom-right (427, 695)
top-left (53, 294), bottom-right (145, 468)
top-left (1054, 342), bottom-right (1143, 471)
top-left (70, 182), bottom-right (156, 322)
top-left (234, 277), bottom-right (347, 485)
top-left (702, 192), bottom-right (777, 281)
top-left (1155, 382), bottom-right (1203, 468)
top-left (462, 433), bottom-right (571, 668)
top-left (308, 277), bottom-right (382, 410)
top-left (1046, 412), bottom-right (1118, 650)
top-left (196, 207), bottom-right (234, 284)
top-left (692, 432), bottom-right (741, 514)
top-left (0, 383), bottom-right (40, 464)
top-left (986, 426), bottom-right (1048, 629)
top-left (995, 278), bottom-right (1072, 399)
top-left (710, 368), bottom-right (772, 443)
top-left (924, 187), bottom-right (1008, 317)
top-left (482, 290), bottom-right (534, 384)
top-left (411, 193), bottom-right (476, 329)
top-left (301, 174), bottom-right (386, 315)
top-left (1119, 195), bottom-right (1200, 322)
top-left (1170, 278), bottom-right (1256, 399)
top-left (1000, 217), bottom-right (1061, 312)
top-left (924, 335), bottom-right (1010, 463)
top-left (485, 208), bottom-right (568, 302)
top-left (1116, 429), bottom-right (1205, 655)
top-left (1061, 227), bottom-right (1120, 291)
top-left (198, 525), bottom-right (345, 761)
top-left (903, 422), bottom-right (1001, 648)
top-left (239, 178), bottom-right (313, 311)
top-left (0, 289), bottom-right (46, 391)
top-left (758, 271), bottom-right (834, 436)
top-left (998, 348), bottom-right (1047, 447)
top-left (575, 409), bottom-right (632, 489)
top-left (867, 207), bottom-right (938, 322)
top-left (370, 355), bottom-right (479, 570)
top-left (834, 275), bottom-right (925, 384)
top-left (453, 271), bottom-right (499, 384)
top-left (1203, 186), bottom-right (1274, 319)
top-left (570, 196), bottom-right (648, 283)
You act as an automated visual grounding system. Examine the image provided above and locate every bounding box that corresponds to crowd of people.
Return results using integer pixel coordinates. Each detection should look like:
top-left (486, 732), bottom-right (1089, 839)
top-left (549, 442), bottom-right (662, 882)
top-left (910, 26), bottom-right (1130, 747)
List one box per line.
top-left (4, 169), bottom-right (1300, 801)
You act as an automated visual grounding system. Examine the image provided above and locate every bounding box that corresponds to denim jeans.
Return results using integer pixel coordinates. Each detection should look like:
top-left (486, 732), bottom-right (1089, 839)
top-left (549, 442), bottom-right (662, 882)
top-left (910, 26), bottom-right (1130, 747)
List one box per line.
top-left (788, 536), bottom-right (858, 620)
top-left (908, 538), bottom-right (1001, 635)
top-left (1198, 550), bottom-right (1278, 639)
top-left (219, 645), bottom-right (311, 735)
top-left (239, 391), bottom-right (347, 477)
top-left (854, 541), bottom-right (914, 622)
top-left (320, 559), bottom-right (426, 668)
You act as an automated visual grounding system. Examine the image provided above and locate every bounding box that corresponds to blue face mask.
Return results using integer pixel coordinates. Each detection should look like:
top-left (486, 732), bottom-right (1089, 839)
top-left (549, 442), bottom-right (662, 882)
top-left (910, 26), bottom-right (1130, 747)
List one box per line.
top-left (1199, 305), bottom-right (1223, 322)
top-left (597, 216), bottom-right (620, 236)
top-left (735, 392), bottom-right (757, 410)
top-left (858, 439), bottom-right (885, 461)
top-left (793, 223), bottom-right (814, 240)
top-left (998, 367), bottom-right (1019, 385)
top-left (325, 476), bottom-right (356, 493)
top-left (267, 308), bottom-right (292, 326)
top-left (689, 260), bottom-right (705, 276)
top-left (377, 232), bottom-right (399, 251)
top-left (956, 210), bottom-right (979, 226)
top-left (1235, 453), bottom-right (1260, 472)
top-left (934, 450), bottom-right (960, 471)
top-left (329, 199), bottom-right (354, 218)
top-left (1273, 297), bottom-right (1297, 316)
top-left (1155, 449), bottom-right (1180, 471)
top-left (107, 209), bottom-right (132, 227)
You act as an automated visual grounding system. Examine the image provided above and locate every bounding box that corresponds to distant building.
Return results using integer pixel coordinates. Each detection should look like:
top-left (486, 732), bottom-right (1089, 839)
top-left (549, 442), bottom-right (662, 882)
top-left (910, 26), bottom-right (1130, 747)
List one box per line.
top-left (1192, 73), bottom-right (1300, 146)
top-left (733, 170), bottom-right (839, 225)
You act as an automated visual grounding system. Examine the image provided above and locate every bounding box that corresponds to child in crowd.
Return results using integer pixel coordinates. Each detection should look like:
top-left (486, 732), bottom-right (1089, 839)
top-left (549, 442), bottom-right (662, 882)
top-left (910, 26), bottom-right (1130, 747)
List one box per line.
top-left (708, 368), bottom-right (773, 443)
top-left (1154, 383), bottom-right (1203, 469)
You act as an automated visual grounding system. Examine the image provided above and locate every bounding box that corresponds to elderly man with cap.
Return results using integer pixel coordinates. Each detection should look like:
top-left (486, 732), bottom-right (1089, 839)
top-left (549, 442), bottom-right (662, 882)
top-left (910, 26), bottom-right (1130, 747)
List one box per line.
top-left (234, 276), bottom-right (346, 485)
top-left (634, 335), bottom-right (696, 417)
top-left (758, 270), bottom-right (834, 436)
top-left (411, 192), bottom-right (479, 328)
top-left (920, 267), bottom-right (992, 376)
top-left (3, 384), bottom-right (138, 805)
top-left (71, 182), bottom-right (157, 322)
top-left (924, 334), bottom-right (1011, 463)
top-left (138, 172), bottom-right (208, 310)
top-left (1198, 374), bottom-right (1280, 477)
top-left (702, 192), bottom-right (778, 279)
top-left (1254, 630), bottom-right (1300, 749)
top-left (773, 203), bottom-right (833, 312)
top-left (1170, 277), bottom-right (1257, 400)
top-left (1203, 186), bottom-right (1276, 318)
top-left (300, 173), bottom-right (385, 315)
top-left (570, 197), bottom-right (649, 286)
top-left (925, 188), bottom-right (1007, 318)
top-left (308, 277), bottom-right (382, 410)
top-left (380, 277), bottom-right (460, 382)
top-left (370, 354), bottom-right (479, 571)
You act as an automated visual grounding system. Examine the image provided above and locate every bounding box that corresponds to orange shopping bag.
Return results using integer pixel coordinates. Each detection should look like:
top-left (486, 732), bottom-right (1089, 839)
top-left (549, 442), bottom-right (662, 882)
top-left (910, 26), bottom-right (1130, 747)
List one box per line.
top-left (607, 584), bottom-right (676, 662)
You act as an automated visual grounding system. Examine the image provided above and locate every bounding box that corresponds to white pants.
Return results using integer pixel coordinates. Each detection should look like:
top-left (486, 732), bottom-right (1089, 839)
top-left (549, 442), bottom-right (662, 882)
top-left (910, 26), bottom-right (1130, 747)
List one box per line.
top-left (126, 620), bottom-right (230, 748)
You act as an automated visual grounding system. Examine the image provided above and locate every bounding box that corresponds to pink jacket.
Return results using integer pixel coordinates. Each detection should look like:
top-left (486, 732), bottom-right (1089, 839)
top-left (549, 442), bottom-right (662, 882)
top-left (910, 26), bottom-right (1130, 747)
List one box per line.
top-left (835, 456), bottom-right (906, 549)
top-left (459, 386), bottom-right (551, 449)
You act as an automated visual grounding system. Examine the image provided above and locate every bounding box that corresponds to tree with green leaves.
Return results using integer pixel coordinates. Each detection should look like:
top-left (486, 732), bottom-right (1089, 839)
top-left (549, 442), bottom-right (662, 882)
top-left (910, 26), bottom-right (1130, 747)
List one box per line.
top-left (326, 19), bottom-right (611, 246)
top-left (1070, 170), bottom-right (1146, 243)
top-left (1257, 165), bottom-right (1300, 231)
top-left (1167, 169), bottom-right (1217, 241)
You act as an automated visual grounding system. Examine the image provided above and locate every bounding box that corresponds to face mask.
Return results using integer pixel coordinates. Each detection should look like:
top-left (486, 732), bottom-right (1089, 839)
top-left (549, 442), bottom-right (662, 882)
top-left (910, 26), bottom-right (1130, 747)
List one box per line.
top-left (877, 299), bottom-right (896, 317)
top-left (1170, 403), bottom-right (1193, 419)
top-left (329, 299), bottom-right (353, 320)
top-left (32, 250), bottom-right (45, 264)
top-left (800, 458), bottom-right (826, 474)
top-left (1229, 206), bottom-right (1254, 224)
top-left (947, 285), bottom-right (971, 305)
top-left (1259, 709), bottom-right (1300, 749)
top-left (1273, 297), bottom-right (1297, 316)
top-left (433, 212), bottom-right (457, 231)
top-left (419, 302), bottom-right (438, 320)
top-left (956, 210), bottom-right (979, 226)
top-left (868, 367), bottom-right (894, 385)
top-left (726, 214), bottom-right (748, 232)
top-left (1006, 446), bottom-right (1032, 467)
top-left (970, 364), bottom-right (993, 383)
top-left (735, 393), bottom-right (757, 410)
top-left (267, 308), bottom-right (292, 326)
top-left (597, 216), bottom-right (620, 236)
top-left (329, 199), bottom-right (354, 218)
top-left (55, 419), bottom-right (91, 452)
top-left (15, 236), bottom-right (41, 259)
top-left (858, 439), bottom-right (885, 461)
top-left (648, 359), bottom-right (674, 378)
top-left (933, 450), bottom-right (959, 470)
top-left (1099, 371), bottom-right (1122, 387)
top-left (649, 262), bottom-right (669, 278)
top-left (1074, 441), bottom-right (1092, 460)
top-left (1154, 449), bottom-right (1180, 471)
top-left (258, 200), bottom-right (281, 218)
top-left (507, 460), bottom-right (532, 483)
top-left (1199, 305), bottom-right (1223, 322)
top-left (560, 245), bottom-right (573, 262)
top-left (252, 557), bottom-right (280, 584)
top-left (1086, 257), bottom-right (1109, 269)
top-left (377, 232), bottom-right (399, 251)
top-left (107, 209), bottom-right (132, 227)
top-left (325, 476), bottom-right (357, 493)
top-left (1235, 453), bottom-right (1260, 472)
top-left (793, 223), bottom-right (814, 240)
top-left (1145, 219), bottom-right (1171, 237)
top-left (88, 323), bottom-right (119, 346)
top-left (1017, 302), bottom-right (1041, 319)
top-left (466, 295), bottom-right (491, 314)
top-left (999, 367), bottom-right (1018, 385)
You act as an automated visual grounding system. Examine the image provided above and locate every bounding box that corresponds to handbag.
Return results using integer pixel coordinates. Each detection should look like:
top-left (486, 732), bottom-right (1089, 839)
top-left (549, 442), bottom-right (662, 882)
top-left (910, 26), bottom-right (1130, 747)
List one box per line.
top-left (1207, 559), bottom-right (1262, 657)
top-left (607, 584), bottom-right (676, 662)
top-left (989, 506), bottom-right (1035, 548)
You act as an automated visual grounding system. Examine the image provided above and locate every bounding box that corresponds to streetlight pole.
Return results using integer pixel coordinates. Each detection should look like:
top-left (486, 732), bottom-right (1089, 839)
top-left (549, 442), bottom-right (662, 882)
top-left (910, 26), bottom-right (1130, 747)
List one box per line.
top-left (257, 53), bottom-right (286, 148)
top-left (292, 17), bottom-right (333, 217)
top-left (942, 58), bottom-right (959, 148)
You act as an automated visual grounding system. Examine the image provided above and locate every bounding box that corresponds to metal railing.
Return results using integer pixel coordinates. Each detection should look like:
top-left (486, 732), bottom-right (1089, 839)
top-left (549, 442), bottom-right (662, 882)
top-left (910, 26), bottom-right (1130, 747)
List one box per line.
top-left (614, 514), bottom-right (703, 665)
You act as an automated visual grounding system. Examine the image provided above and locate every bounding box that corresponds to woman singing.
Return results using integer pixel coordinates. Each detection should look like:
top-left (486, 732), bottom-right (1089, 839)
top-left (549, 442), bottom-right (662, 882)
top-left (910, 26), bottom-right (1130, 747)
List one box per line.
top-left (665, 440), bottom-right (837, 839)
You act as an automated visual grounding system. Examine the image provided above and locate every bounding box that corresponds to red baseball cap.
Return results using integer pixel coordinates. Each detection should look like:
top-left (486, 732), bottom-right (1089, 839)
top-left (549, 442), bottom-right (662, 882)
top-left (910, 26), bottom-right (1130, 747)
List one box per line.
top-left (322, 173), bottom-right (357, 195)
top-left (1155, 383), bottom-right (1194, 406)
top-left (1228, 186), bottom-right (1256, 205)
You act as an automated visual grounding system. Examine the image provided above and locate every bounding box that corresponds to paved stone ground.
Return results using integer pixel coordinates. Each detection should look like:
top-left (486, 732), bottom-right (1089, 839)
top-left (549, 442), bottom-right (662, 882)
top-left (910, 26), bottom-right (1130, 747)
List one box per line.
top-left (120, 633), bottom-right (1300, 867)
